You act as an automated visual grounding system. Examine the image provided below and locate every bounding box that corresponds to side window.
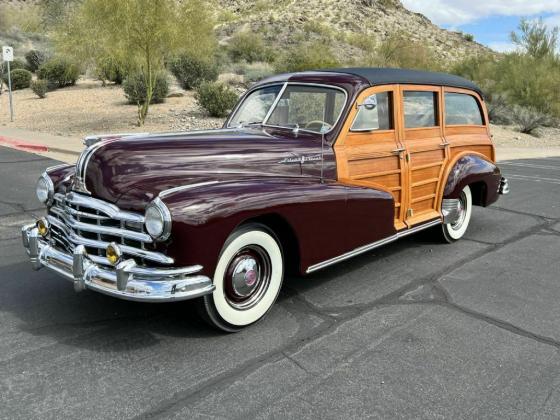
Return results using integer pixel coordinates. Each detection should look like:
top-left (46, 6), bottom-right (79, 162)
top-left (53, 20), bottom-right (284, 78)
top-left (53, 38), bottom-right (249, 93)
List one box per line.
top-left (403, 91), bottom-right (438, 128)
top-left (445, 92), bottom-right (484, 125)
top-left (351, 92), bottom-right (393, 131)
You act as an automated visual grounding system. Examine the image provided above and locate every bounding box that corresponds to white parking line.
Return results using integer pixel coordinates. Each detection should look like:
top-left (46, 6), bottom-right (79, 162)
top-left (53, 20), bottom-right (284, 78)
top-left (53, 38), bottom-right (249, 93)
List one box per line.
top-left (506, 174), bottom-right (560, 185)
top-left (500, 162), bottom-right (560, 171)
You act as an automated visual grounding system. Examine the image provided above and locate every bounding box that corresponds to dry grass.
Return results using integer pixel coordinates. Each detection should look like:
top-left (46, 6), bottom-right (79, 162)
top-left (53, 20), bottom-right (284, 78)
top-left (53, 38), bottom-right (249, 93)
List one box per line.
top-left (0, 78), bottom-right (224, 138)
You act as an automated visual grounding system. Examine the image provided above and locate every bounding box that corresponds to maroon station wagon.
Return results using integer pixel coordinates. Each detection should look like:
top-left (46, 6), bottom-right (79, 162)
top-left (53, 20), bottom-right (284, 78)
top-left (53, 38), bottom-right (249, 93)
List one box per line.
top-left (22, 68), bottom-right (509, 331)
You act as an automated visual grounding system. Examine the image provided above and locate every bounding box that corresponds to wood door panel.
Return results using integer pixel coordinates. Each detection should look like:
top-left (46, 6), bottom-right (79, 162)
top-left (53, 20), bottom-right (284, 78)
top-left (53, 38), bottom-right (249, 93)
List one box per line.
top-left (335, 85), bottom-right (406, 229)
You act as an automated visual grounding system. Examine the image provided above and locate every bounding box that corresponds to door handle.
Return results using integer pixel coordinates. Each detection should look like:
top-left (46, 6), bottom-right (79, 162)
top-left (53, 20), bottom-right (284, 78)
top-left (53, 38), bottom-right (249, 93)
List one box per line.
top-left (393, 147), bottom-right (406, 154)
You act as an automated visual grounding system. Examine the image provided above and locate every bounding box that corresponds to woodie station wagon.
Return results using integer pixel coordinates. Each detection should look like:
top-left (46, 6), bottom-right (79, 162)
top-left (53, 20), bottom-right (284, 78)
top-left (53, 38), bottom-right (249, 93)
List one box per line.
top-left (22, 68), bottom-right (509, 331)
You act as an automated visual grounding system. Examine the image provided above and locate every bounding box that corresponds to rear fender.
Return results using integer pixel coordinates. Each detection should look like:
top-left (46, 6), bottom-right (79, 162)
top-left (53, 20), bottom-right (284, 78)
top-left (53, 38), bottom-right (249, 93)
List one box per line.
top-left (443, 153), bottom-right (501, 206)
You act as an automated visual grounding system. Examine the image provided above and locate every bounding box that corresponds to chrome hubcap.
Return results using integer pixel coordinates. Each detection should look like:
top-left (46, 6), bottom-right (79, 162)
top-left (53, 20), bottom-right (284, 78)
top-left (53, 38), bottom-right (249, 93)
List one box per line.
top-left (451, 191), bottom-right (467, 230)
top-left (224, 246), bottom-right (271, 310)
top-left (231, 257), bottom-right (260, 297)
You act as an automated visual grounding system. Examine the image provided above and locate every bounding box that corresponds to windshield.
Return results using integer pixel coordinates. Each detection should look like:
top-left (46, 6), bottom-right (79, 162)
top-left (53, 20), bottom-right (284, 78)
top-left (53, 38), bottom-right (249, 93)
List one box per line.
top-left (228, 84), bottom-right (347, 134)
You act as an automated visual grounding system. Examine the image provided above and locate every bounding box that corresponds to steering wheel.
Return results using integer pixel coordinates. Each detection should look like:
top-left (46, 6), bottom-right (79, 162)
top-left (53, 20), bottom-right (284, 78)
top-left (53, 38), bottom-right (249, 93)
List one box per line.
top-left (304, 120), bottom-right (332, 132)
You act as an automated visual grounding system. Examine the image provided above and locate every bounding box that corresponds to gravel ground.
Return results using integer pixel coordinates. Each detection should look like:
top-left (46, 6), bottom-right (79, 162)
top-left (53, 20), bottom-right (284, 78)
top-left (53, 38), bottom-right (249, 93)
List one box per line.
top-left (2, 78), bottom-right (560, 147)
top-left (0, 78), bottom-right (224, 137)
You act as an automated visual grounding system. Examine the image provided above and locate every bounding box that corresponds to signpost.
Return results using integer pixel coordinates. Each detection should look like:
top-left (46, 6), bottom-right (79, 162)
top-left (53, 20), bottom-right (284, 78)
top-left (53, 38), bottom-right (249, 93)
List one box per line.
top-left (2, 46), bottom-right (14, 122)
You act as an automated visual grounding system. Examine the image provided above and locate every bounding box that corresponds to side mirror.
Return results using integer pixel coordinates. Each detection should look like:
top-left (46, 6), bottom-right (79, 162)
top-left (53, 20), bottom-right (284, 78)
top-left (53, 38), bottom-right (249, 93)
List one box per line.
top-left (359, 95), bottom-right (377, 110)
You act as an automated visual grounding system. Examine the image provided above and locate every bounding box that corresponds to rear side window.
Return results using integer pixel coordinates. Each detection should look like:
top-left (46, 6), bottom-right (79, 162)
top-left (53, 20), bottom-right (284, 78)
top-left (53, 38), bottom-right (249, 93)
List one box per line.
top-left (445, 92), bottom-right (484, 125)
top-left (351, 92), bottom-right (393, 131)
top-left (403, 91), bottom-right (438, 128)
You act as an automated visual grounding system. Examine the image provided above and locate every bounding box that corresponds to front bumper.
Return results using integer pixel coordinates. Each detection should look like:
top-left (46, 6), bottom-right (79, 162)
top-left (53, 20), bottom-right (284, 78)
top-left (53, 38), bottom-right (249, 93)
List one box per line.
top-left (22, 223), bottom-right (214, 302)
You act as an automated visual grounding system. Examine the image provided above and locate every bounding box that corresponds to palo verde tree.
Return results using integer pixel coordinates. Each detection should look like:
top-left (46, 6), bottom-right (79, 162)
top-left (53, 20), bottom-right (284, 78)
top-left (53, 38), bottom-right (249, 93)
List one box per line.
top-left (56, 0), bottom-right (215, 125)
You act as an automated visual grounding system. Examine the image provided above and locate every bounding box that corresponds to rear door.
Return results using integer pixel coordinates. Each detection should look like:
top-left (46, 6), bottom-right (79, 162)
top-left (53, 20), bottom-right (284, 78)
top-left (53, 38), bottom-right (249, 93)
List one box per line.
top-left (400, 85), bottom-right (449, 227)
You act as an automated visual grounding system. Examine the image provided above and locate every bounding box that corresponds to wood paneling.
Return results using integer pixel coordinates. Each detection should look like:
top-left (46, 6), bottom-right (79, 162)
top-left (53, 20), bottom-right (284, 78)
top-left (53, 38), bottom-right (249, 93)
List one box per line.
top-left (334, 83), bottom-right (495, 233)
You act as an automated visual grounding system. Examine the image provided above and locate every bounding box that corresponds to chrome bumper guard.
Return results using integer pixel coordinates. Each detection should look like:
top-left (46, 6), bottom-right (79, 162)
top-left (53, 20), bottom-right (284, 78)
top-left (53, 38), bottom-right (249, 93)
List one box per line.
top-left (22, 224), bottom-right (214, 302)
top-left (499, 177), bottom-right (510, 195)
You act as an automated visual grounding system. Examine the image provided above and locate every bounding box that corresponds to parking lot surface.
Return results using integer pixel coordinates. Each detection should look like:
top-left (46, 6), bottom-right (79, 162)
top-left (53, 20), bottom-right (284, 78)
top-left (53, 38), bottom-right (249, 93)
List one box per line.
top-left (1, 146), bottom-right (559, 419)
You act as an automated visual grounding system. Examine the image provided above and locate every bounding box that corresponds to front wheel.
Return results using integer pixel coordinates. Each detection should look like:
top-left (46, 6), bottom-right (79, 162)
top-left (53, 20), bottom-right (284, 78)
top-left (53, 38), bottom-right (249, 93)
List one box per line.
top-left (441, 185), bottom-right (472, 243)
top-left (198, 224), bottom-right (284, 332)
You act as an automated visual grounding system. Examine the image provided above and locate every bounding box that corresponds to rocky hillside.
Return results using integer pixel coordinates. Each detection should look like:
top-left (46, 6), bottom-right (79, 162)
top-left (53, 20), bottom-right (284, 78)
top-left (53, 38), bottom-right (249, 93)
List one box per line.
top-left (215, 0), bottom-right (493, 63)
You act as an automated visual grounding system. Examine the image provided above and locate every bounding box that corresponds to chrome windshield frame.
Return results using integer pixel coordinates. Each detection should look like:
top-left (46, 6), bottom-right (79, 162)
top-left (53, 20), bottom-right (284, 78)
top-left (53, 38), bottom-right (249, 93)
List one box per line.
top-left (226, 82), bottom-right (349, 135)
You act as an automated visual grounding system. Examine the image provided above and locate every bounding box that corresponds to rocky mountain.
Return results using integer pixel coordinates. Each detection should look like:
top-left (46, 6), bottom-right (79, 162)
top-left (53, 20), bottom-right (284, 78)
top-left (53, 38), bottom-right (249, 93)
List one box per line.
top-left (215, 0), bottom-right (493, 64)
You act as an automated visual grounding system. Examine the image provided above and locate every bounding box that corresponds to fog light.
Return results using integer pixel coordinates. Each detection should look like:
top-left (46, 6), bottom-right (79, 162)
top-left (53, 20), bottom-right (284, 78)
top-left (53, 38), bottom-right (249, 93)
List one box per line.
top-left (36, 218), bottom-right (50, 237)
top-left (106, 242), bottom-right (122, 266)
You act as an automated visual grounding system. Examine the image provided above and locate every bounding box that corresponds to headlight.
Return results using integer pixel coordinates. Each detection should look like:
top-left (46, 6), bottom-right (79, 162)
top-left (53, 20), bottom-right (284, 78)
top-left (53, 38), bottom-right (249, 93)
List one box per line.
top-left (36, 173), bottom-right (54, 205)
top-left (144, 198), bottom-right (171, 241)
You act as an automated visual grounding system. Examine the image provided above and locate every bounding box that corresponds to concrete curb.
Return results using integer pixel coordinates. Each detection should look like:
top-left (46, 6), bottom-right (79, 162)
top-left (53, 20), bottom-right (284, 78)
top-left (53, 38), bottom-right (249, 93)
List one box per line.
top-left (0, 135), bottom-right (49, 153)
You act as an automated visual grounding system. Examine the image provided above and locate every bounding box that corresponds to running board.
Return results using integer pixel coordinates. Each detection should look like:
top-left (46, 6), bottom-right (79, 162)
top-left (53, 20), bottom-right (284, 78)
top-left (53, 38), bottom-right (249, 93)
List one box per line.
top-left (306, 219), bottom-right (441, 274)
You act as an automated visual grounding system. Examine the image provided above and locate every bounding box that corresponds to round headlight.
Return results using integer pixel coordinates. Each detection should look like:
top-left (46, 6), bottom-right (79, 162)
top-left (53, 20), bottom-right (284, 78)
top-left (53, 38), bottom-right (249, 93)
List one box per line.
top-left (36, 173), bottom-right (54, 205)
top-left (144, 198), bottom-right (171, 241)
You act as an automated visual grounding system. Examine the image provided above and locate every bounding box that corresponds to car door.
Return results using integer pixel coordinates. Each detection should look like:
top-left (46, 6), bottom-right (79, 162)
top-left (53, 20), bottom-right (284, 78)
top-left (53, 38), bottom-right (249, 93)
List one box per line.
top-left (399, 85), bottom-right (449, 227)
top-left (334, 85), bottom-right (408, 230)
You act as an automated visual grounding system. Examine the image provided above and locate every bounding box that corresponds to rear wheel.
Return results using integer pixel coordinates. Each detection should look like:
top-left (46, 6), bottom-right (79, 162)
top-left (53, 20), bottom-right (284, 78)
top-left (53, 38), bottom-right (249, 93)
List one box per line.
top-left (440, 185), bottom-right (472, 243)
top-left (198, 224), bottom-right (284, 332)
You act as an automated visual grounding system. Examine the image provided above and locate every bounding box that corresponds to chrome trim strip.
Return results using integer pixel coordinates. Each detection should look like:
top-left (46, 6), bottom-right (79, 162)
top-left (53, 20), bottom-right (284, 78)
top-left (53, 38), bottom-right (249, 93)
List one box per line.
top-left (159, 181), bottom-right (220, 198)
top-left (262, 82), bottom-right (288, 123)
top-left (22, 225), bottom-right (213, 303)
top-left (306, 219), bottom-right (441, 273)
top-left (47, 215), bottom-right (173, 264)
top-left (83, 132), bottom-right (148, 147)
top-left (395, 219), bottom-right (441, 238)
top-left (50, 206), bottom-right (152, 243)
top-left (46, 163), bottom-right (71, 172)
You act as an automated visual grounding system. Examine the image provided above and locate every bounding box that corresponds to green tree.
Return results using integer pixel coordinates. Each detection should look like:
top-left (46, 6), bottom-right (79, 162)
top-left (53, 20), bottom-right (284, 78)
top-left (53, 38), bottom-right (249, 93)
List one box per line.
top-left (511, 18), bottom-right (559, 60)
top-left (56, 0), bottom-right (215, 125)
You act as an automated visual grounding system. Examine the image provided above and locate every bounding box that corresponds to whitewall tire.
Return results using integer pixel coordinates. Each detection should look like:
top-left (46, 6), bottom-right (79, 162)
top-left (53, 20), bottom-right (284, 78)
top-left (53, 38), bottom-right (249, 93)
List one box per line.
top-left (199, 224), bottom-right (284, 332)
top-left (441, 185), bottom-right (472, 243)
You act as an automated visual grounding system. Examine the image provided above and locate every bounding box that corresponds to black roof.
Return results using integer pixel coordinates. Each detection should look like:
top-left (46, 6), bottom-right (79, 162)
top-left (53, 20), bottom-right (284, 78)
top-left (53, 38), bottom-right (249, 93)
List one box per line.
top-left (319, 67), bottom-right (483, 96)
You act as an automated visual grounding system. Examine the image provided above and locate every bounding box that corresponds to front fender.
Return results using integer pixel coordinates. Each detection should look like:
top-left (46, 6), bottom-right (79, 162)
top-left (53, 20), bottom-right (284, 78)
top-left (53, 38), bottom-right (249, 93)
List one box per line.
top-left (160, 177), bottom-right (395, 276)
top-left (443, 154), bottom-right (501, 206)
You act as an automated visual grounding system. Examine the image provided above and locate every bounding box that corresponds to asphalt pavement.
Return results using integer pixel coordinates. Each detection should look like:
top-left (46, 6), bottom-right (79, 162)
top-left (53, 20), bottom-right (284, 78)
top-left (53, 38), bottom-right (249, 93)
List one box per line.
top-left (1, 145), bottom-right (559, 419)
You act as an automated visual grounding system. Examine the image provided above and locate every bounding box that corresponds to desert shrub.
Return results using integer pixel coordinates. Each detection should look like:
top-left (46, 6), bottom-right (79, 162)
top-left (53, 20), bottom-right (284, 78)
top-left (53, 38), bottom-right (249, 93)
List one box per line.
top-left (31, 80), bottom-right (49, 98)
top-left (228, 31), bottom-right (274, 63)
top-left (96, 57), bottom-right (125, 85)
top-left (25, 50), bottom-right (48, 72)
top-left (462, 33), bottom-right (475, 42)
top-left (8, 69), bottom-right (33, 90)
top-left (511, 106), bottom-right (552, 135)
top-left (376, 32), bottom-right (440, 70)
top-left (123, 72), bottom-right (169, 105)
top-left (233, 61), bottom-right (275, 83)
top-left (37, 57), bottom-right (80, 88)
top-left (486, 95), bottom-right (513, 125)
top-left (0, 3), bottom-right (42, 33)
top-left (494, 53), bottom-right (560, 117)
top-left (275, 40), bottom-right (339, 73)
top-left (8, 59), bottom-right (28, 71)
top-left (195, 81), bottom-right (238, 117)
top-left (169, 53), bottom-right (219, 90)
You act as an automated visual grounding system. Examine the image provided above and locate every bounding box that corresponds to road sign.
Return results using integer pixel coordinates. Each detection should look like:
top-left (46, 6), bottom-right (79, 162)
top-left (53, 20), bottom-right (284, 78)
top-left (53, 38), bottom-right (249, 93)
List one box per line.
top-left (2, 46), bottom-right (14, 62)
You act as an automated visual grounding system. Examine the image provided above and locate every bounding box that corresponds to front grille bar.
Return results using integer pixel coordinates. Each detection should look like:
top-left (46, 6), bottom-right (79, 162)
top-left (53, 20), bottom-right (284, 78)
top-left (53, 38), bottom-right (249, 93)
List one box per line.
top-left (50, 206), bottom-right (152, 243)
top-left (54, 193), bottom-right (144, 223)
top-left (47, 215), bottom-right (173, 264)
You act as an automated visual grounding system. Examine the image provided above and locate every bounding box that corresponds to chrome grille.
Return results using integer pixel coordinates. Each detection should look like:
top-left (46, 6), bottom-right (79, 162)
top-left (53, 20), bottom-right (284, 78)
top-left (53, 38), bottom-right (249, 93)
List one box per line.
top-left (47, 192), bottom-right (173, 266)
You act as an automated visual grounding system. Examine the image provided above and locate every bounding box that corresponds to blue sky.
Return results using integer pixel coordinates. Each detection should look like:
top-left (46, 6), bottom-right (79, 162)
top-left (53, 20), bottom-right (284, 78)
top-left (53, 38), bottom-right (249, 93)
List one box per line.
top-left (401, 1), bottom-right (560, 52)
